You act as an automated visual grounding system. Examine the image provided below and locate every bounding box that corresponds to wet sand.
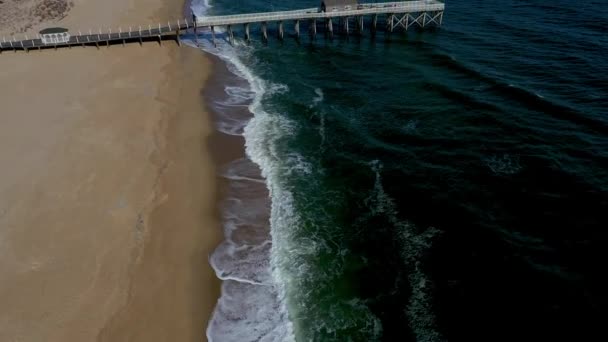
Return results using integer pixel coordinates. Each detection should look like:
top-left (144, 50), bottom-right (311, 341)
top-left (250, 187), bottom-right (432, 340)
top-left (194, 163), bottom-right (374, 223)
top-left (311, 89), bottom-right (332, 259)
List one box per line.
top-left (0, 0), bottom-right (221, 341)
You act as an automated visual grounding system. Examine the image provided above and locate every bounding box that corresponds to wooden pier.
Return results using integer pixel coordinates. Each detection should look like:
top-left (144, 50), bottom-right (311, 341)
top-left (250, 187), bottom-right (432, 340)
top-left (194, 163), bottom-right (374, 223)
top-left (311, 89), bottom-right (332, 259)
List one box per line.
top-left (0, 1), bottom-right (444, 53)
top-left (0, 20), bottom-right (193, 53)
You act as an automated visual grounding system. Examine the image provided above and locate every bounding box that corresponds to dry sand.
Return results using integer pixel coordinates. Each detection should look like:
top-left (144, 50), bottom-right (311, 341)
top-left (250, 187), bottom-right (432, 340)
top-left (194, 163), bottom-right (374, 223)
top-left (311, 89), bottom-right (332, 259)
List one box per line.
top-left (0, 0), bottom-right (221, 341)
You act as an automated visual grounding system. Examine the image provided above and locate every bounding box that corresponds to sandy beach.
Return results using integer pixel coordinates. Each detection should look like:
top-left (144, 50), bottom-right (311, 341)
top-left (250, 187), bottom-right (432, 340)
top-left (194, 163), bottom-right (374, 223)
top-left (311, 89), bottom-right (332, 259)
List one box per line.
top-left (0, 0), bottom-right (220, 341)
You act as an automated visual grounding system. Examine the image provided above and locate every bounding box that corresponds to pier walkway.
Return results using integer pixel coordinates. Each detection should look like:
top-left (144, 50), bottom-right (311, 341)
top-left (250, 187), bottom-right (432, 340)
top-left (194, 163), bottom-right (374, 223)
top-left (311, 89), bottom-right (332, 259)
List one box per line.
top-left (0, 20), bottom-right (192, 52)
top-left (0, 1), bottom-right (444, 53)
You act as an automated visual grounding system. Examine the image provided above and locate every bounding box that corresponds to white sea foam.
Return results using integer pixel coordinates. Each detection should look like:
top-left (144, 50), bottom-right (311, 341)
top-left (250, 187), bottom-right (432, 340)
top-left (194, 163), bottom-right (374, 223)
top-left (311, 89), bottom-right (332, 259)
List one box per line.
top-left (190, 0), bottom-right (212, 14)
top-left (220, 86), bottom-right (256, 105)
top-left (368, 161), bottom-right (444, 342)
top-left (485, 154), bottom-right (522, 175)
top-left (403, 119), bottom-right (419, 134)
top-left (310, 88), bottom-right (327, 147)
top-left (240, 74), bottom-right (301, 342)
top-left (312, 88), bottom-right (324, 106)
top-left (207, 280), bottom-right (292, 342)
top-left (221, 158), bottom-right (266, 183)
top-left (190, 1), bottom-right (295, 341)
top-left (319, 111), bottom-right (326, 148)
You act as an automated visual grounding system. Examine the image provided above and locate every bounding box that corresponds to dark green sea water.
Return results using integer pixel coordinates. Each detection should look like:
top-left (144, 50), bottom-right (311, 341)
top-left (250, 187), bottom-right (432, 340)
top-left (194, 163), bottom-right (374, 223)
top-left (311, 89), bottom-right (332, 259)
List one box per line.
top-left (199, 1), bottom-right (608, 341)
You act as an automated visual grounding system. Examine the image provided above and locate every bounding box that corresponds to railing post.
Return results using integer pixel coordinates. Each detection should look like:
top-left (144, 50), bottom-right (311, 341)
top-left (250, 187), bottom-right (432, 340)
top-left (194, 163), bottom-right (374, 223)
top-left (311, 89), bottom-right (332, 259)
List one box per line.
top-left (158, 23), bottom-right (162, 45)
top-left (327, 18), bottom-right (333, 40)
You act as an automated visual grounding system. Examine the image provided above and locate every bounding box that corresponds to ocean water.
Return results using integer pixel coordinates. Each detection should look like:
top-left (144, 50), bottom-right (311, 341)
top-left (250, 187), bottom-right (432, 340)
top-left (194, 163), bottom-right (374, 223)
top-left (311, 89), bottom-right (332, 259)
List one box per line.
top-left (191, 0), bottom-right (608, 341)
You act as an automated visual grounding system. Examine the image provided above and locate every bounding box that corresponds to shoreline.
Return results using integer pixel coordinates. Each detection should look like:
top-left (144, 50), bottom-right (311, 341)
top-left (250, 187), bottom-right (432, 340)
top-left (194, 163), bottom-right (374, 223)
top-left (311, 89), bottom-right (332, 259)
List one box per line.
top-left (0, 0), bottom-right (222, 341)
top-left (197, 23), bottom-right (294, 338)
top-left (203, 47), bottom-right (257, 341)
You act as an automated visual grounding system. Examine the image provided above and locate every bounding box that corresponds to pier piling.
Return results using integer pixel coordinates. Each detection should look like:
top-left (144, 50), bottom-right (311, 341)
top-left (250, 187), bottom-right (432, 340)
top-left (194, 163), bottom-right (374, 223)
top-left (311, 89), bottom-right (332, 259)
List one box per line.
top-left (345, 17), bottom-right (350, 37)
top-left (310, 19), bottom-right (317, 41)
top-left (262, 22), bottom-right (268, 42)
top-left (278, 21), bottom-right (284, 40)
top-left (227, 24), bottom-right (234, 45)
top-left (357, 16), bottom-right (364, 35)
top-left (295, 20), bottom-right (300, 38)
top-left (211, 26), bottom-right (216, 47)
top-left (193, 13), bottom-right (199, 46)
top-left (372, 14), bottom-right (378, 36)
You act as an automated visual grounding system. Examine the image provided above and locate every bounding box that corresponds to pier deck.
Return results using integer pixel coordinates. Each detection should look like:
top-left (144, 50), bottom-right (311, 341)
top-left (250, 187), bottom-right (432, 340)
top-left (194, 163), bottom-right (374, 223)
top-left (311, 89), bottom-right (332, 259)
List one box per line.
top-left (197, 1), bottom-right (444, 26)
top-left (0, 21), bottom-right (192, 52)
top-left (0, 1), bottom-right (445, 53)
